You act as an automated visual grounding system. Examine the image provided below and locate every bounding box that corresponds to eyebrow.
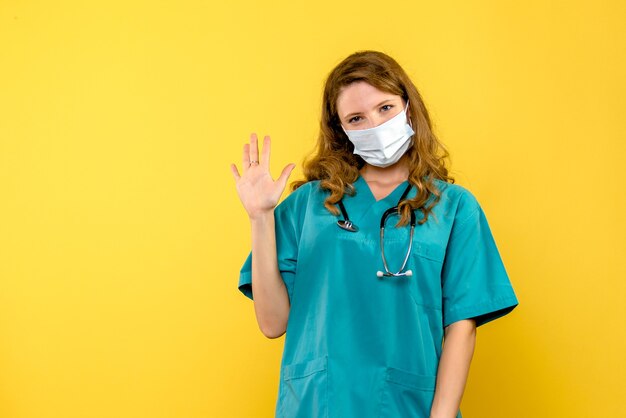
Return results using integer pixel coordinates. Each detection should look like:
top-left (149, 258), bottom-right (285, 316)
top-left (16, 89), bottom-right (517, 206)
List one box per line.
top-left (342, 99), bottom-right (395, 120)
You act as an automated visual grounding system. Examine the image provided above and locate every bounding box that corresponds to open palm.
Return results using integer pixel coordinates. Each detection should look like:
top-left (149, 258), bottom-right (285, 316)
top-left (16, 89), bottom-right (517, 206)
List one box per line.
top-left (230, 133), bottom-right (295, 219)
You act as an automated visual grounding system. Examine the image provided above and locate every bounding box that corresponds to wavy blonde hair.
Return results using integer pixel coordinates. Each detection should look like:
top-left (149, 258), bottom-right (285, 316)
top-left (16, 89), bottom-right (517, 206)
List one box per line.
top-left (291, 50), bottom-right (455, 226)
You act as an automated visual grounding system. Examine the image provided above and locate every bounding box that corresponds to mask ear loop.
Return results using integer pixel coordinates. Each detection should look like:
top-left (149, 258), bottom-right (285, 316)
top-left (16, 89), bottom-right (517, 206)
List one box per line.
top-left (405, 99), bottom-right (413, 130)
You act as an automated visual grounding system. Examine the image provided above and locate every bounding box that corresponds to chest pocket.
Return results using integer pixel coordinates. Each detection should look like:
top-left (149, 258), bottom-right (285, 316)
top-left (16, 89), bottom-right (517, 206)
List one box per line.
top-left (382, 222), bottom-right (445, 310)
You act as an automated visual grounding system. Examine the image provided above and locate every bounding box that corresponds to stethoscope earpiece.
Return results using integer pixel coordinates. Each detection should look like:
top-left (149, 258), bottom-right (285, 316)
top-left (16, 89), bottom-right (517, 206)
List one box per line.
top-left (377, 269), bottom-right (413, 278)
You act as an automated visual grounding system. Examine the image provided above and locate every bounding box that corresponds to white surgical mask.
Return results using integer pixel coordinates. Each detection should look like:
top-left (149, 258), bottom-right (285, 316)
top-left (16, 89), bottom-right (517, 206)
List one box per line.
top-left (341, 101), bottom-right (414, 168)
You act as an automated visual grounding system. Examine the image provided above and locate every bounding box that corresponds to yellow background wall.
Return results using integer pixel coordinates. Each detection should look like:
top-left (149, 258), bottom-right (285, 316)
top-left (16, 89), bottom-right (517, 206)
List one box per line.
top-left (1, 1), bottom-right (624, 417)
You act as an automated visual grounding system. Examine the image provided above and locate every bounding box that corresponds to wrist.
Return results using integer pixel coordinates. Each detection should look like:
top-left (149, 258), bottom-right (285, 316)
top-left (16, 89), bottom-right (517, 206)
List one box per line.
top-left (249, 209), bottom-right (275, 222)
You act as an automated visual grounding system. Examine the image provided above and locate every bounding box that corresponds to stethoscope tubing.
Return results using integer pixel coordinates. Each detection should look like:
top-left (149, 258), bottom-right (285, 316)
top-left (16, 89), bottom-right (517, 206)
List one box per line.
top-left (336, 182), bottom-right (416, 277)
top-left (378, 207), bottom-right (416, 277)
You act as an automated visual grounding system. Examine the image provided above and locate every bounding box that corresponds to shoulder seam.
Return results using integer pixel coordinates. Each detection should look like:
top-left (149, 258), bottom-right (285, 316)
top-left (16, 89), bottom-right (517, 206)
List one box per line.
top-left (454, 206), bottom-right (481, 231)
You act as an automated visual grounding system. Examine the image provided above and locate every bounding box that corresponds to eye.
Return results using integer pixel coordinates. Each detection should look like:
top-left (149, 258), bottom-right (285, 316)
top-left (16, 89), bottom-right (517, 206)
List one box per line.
top-left (381, 104), bottom-right (394, 112)
top-left (348, 116), bottom-right (362, 124)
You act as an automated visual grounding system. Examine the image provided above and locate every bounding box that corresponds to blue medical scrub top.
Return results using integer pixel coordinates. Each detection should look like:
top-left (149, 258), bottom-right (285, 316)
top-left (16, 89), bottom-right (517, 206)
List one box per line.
top-left (238, 176), bottom-right (519, 418)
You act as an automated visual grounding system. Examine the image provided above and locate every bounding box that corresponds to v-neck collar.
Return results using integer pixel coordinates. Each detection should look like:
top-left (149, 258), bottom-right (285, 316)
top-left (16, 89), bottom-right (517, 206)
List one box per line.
top-left (355, 175), bottom-right (411, 206)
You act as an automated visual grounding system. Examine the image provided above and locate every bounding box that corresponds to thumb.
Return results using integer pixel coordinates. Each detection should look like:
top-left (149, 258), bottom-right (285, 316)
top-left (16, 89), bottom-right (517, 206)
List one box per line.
top-left (276, 163), bottom-right (296, 190)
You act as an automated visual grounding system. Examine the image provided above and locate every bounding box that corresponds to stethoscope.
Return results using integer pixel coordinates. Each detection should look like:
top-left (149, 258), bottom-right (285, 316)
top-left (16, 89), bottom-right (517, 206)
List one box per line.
top-left (336, 183), bottom-right (416, 278)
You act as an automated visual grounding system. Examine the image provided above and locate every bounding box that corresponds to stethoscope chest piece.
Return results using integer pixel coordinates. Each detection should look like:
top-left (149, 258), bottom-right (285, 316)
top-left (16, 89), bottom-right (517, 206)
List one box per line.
top-left (336, 200), bottom-right (358, 232)
top-left (337, 220), bottom-right (358, 232)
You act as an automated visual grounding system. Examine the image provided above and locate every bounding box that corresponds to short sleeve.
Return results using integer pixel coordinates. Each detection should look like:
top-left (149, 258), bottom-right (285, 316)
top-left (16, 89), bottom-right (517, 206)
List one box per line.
top-left (237, 193), bottom-right (300, 302)
top-left (441, 199), bottom-right (519, 328)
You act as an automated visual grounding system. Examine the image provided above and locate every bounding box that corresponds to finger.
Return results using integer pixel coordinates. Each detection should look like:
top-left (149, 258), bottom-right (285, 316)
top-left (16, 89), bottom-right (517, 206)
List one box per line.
top-left (261, 135), bottom-right (271, 168)
top-left (242, 143), bottom-right (250, 172)
top-left (276, 163), bottom-right (296, 190)
top-left (249, 133), bottom-right (259, 165)
top-left (230, 163), bottom-right (241, 181)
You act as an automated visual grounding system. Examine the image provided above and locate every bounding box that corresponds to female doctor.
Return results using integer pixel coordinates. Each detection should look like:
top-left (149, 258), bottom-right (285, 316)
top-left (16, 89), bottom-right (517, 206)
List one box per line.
top-left (230, 50), bottom-right (519, 418)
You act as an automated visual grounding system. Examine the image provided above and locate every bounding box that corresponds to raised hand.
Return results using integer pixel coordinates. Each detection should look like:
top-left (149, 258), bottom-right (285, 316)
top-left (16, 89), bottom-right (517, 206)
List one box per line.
top-left (230, 133), bottom-right (296, 220)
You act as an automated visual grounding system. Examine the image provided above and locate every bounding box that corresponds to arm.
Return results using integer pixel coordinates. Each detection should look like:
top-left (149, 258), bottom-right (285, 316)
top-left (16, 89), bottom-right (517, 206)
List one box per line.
top-left (429, 318), bottom-right (476, 418)
top-left (249, 210), bottom-right (290, 338)
top-left (231, 133), bottom-right (296, 339)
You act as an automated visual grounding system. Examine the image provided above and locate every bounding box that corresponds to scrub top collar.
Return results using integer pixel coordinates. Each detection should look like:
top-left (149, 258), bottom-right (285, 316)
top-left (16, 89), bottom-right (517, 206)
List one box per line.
top-left (354, 174), bottom-right (411, 206)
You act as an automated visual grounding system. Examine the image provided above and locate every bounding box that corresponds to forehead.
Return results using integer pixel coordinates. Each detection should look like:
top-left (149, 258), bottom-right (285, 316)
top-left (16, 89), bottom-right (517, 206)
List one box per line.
top-left (336, 81), bottom-right (401, 115)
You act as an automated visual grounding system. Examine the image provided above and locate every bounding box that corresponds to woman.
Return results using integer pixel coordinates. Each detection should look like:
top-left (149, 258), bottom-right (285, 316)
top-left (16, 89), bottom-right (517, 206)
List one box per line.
top-left (230, 50), bottom-right (519, 418)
